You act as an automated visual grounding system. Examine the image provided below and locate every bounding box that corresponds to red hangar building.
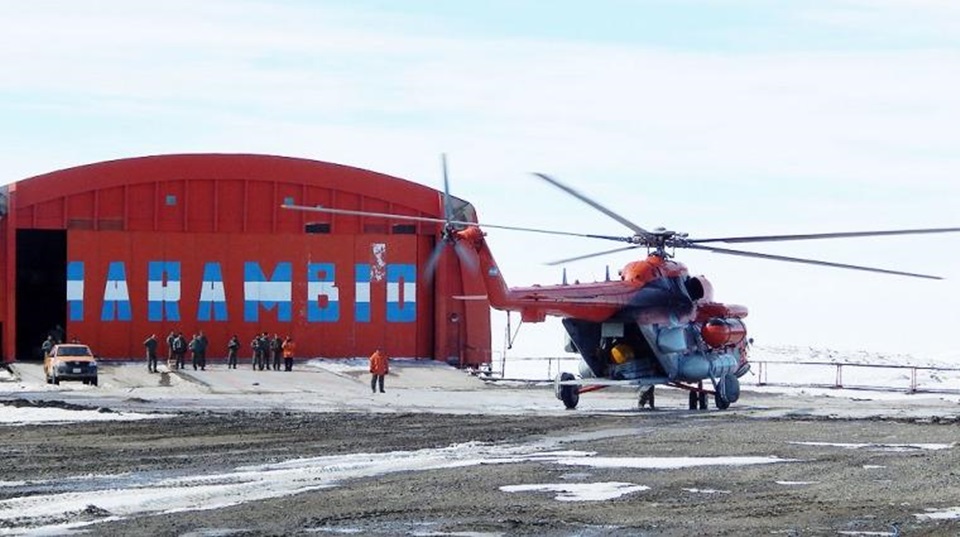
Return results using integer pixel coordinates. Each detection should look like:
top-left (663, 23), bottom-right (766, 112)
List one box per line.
top-left (0, 154), bottom-right (491, 367)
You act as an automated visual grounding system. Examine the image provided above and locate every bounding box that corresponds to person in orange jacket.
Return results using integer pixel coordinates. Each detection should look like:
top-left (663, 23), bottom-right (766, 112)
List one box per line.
top-left (369, 347), bottom-right (389, 393)
top-left (281, 336), bottom-right (296, 372)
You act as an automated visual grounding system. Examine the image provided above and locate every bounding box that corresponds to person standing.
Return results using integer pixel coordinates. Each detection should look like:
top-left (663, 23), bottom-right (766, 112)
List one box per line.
top-left (196, 330), bottom-right (208, 371)
top-left (41, 335), bottom-right (54, 358)
top-left (227, 335), bottom-right (240, 369)
top-left (50, 324), bottom-right (65, 344)
top-left (165, 331), bottom-right (176, 368)
top-left (369, 347), bottom-right (388, 394)
top-left (258, 333), bottom-right (270, 371)
top-left (172, 332), bottom-right (187, 370)
top-left (281, 336), bottom-right (295, 372)
top-left (271, 333), bottom-right (283, 371)
top-left (249, 334), bottom-right (259, 370)
top-left (144, 334), bottom-right (159, 373)
top-left (189, 333), bottom-right (200, 370)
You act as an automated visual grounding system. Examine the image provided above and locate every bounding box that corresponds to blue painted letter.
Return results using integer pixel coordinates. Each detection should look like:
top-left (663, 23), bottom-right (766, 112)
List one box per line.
top-left (101, 262), bottom-right (132, 321)
top-left (307, 263), bottom-right (340, 322)
top-left (66, 261), bottom-right (84, 321)
top-left (243, 262), bottom-right (292, 322)
top-left (386, 264), bottom-right (416, 322)
top-left (147, 261), bottom-right (181, 321)
top-left (198, 262), bottom-right (228, 321)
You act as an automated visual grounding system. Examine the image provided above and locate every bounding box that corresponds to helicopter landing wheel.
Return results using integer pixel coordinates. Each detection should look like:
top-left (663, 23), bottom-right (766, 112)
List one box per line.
top-left (558, 372), bottom-right (579, 410)
top-left (714, 374), bottom-right (740, 410)
top-left (689, 389), bottom-right (708, 410)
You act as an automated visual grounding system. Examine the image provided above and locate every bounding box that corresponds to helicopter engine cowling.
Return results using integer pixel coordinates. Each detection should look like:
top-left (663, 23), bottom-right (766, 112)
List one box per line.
top-left (700, 318), bottom-right (747, 349)
top-left (685, 275), bottom-right (714, 302)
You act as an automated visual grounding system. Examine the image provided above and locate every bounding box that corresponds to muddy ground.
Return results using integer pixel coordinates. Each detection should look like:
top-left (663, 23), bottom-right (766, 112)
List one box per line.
top-left (1, 399), bottom-right (958, 536)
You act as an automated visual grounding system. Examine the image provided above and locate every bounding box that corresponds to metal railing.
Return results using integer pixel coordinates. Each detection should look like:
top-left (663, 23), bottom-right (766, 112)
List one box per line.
top-left (753, 360), bottom-right (960, 394)
top-left (489, 356), bottom-right (960, 394)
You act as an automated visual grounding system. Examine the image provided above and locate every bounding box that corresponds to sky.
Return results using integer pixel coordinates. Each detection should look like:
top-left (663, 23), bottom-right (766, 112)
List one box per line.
top-left (2, 0), bottom-right (960, 361)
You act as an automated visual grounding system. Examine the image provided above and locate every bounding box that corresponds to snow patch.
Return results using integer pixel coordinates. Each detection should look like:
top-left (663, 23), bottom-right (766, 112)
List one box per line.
top-left (915, 506), bottom-right (960, 520)
top-left (500, 482), bottom-right (649, 501)
top-left (791, 441), bottom-right (954, 452)
top-left (554, 456), bottom-right (794, 469)
top-left (0, 404), bottom-right (163, 425)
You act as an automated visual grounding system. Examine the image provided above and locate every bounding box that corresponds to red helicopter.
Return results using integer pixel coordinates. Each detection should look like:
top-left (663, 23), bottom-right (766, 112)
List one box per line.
top-left (285, 157), bottom-right (960, 411)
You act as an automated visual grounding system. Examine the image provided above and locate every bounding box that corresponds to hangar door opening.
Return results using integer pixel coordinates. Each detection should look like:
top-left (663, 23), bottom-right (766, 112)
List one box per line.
top-left (16, 230), bottom-right (67, 361)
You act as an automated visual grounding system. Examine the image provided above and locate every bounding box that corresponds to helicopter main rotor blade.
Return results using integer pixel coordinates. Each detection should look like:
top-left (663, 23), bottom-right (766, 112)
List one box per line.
top-left (441, 153), bottom-right (453, 222)
top-left (281, 204), bottom-right (630, 241)
top-left (545, 245), bottom-right (641, 267)
top-left (533, 173), bottom-right (651, 239)
top-left (689, 227), bottom-right (960, 244)
top-left (686, 244), bottom-right (943, 280)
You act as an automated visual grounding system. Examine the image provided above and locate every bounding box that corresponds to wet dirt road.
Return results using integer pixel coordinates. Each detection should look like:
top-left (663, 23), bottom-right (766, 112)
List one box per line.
top-left (1, 400), bottom-right (958, 536)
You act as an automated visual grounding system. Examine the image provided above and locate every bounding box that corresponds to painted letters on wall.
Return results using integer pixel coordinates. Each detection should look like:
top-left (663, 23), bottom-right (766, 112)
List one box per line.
top-left (64, 231), bottom-right (429, 359)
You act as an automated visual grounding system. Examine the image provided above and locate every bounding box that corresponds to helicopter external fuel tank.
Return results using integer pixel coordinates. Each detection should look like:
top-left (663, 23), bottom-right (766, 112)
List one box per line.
top-left (700, 318), bottom-right (747, 348)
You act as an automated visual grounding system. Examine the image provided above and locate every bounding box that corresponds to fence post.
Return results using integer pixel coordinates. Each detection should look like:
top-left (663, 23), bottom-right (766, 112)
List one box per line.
top-left (835, 364), bottom-right (843, 388)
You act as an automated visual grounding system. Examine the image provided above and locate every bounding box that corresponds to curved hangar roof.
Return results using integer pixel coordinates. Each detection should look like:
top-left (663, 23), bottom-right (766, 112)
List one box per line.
top-left (10, 153), bottom-right (475, 232)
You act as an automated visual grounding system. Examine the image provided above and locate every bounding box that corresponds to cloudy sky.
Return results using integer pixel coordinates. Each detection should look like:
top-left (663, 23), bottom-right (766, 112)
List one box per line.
top-left (2, 1), bottom-right (959, 360)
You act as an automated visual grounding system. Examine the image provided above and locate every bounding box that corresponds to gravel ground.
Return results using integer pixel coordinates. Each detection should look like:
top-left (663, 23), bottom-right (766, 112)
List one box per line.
top-left (1, 398), bottom-right (958, 536)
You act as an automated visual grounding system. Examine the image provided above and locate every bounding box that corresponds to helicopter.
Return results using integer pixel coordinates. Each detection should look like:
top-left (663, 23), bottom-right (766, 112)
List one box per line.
top-left (284, 157), bottom-right (960, 411)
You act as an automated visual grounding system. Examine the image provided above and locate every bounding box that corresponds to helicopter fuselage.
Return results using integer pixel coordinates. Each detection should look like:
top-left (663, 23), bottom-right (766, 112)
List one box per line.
top-left (458, 226), bottom-right (751, 390)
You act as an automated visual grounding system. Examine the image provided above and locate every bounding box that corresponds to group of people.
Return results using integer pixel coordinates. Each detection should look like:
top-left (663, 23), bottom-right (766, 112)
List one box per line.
top-left (249, 332), bottom-right (296, 372)
top-left (142, 331), bottom-right (296, 373)
top-left (143, 333), bottom-right (391, 393)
